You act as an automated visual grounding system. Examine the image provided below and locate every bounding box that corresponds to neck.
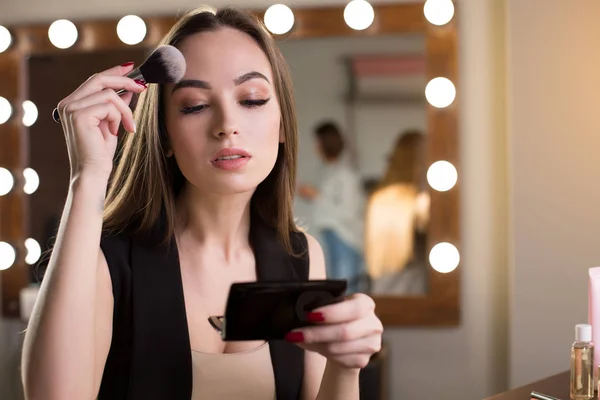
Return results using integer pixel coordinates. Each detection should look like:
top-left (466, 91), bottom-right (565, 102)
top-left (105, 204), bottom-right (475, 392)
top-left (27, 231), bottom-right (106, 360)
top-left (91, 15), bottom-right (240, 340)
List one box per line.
top-left (176, 184), bottom-right (254, 261)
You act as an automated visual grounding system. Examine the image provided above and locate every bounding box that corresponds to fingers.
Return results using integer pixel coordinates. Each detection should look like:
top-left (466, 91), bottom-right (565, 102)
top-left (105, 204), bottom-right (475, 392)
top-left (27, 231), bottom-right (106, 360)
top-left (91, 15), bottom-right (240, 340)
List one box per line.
top-left (319, 335), bottom-right (382, 356)
top-left (71, 102), bottom-right (124, 137)
top-left (57, 70), bottom-right (145, 120)
top-left (298, 343), bottom-right (374, 369)
top-left (295, 313), bottom-right (383, 344)
top-left (63, 89), bottom-right (137, 133)
top-left (101, 61), bottom-right (136, 77)
top-left (120, 91), bottom-right (134, 107)
top-left (309, 293), bottom-right (375, 325)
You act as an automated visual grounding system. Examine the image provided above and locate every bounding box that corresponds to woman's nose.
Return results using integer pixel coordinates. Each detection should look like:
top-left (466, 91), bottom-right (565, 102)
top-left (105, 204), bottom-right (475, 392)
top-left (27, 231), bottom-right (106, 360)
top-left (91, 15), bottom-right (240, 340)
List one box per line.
top-left (212, 103), bottom-right (239, 139)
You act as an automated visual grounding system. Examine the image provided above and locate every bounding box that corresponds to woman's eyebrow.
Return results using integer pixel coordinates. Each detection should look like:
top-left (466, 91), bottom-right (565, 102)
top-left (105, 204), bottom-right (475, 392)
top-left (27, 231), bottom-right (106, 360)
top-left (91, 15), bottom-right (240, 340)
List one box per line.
top-left (171, 79), bottom-right (211, 94)
top-left (233, 71), bottom-right (270, 86)
top-left (171, 71), bottom-right (270, 95)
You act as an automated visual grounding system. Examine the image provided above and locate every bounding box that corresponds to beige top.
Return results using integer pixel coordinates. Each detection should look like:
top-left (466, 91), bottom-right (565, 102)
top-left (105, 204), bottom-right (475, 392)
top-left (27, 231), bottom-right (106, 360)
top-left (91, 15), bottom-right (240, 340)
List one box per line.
top-left (191, 342), bottom-right (276, 399)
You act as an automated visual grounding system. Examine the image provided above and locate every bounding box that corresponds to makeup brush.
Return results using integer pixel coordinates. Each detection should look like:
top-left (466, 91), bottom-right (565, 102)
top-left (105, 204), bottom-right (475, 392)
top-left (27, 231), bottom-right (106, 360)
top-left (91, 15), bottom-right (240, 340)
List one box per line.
top-left (52, 45), bottom-right (187, 123)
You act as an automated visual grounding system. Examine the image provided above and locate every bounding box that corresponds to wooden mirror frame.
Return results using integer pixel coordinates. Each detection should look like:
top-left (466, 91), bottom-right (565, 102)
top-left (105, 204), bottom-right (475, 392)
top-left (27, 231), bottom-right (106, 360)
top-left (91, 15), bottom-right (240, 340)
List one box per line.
top-left (0, 2), bottom-right (459, 326)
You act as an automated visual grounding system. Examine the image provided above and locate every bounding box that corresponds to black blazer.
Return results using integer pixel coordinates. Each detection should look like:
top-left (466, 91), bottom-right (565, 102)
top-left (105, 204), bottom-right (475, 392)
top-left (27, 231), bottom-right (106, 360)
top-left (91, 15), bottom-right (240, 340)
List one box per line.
top-left (98, 215), bottom-right (309, 399)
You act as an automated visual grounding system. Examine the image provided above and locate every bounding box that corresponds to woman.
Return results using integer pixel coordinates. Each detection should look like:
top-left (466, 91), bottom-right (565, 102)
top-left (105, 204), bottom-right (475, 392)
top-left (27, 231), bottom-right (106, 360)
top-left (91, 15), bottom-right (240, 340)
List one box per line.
top-left (364, 129), bottom-right (429, 295)
top-left (21, 6), bottom-right (383, 400)
top-left (298, 121), bottom-right (366, 294)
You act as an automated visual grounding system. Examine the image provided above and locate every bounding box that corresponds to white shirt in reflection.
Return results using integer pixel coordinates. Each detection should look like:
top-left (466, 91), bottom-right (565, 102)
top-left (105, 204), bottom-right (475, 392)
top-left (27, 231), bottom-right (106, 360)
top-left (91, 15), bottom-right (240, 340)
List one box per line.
top-left (312, 161), bottom-right (365, 252)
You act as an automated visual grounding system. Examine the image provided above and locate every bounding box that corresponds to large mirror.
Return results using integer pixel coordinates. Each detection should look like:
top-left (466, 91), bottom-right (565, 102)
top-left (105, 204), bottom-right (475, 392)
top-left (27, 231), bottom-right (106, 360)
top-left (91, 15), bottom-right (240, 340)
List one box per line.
top-left (0, 2), bottom-right (459, 326)
top-left (281, 34), bottom-right (429, 297)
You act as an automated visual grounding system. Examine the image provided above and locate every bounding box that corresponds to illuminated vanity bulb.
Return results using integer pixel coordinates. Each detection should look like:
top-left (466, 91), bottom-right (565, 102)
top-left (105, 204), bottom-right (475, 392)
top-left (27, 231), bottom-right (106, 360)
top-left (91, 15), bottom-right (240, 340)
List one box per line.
top-left (427, 161), bottom-right (457, 191)
top-left (0, 167), bottom-right (14, 196)
top-left (424, 0), bottom-right (455, 26)
top-left (23, 168), bottom-right (39, 194)
top-left (264, 4), bottom-right (295, 35)
top-left (344, 0), bottom-right (375, 31)
top-left (25, 238), bottom-right (42, 265)
top-left (0, 242), bottom-right (16, 270)
top-left (0, 96), bottom-right (12, 124)
top-left (425, 77), bottom-right (456, 108)
top-left (117, 15), bottom-right (147, 45)
top-left (0, 26), bottom-right (12, 53)
top-left (429, 242), bottom-right (459, 273)
top-left (48, 19), bottom-right (78, 49)
top-left (22, 100), bottom-right (38, 127)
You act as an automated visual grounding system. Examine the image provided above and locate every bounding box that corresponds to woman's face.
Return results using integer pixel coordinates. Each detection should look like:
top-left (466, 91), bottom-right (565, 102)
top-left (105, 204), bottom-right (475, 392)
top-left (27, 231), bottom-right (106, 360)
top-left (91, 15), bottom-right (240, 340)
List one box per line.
top-left (164, 28), bottom-right (282, 195)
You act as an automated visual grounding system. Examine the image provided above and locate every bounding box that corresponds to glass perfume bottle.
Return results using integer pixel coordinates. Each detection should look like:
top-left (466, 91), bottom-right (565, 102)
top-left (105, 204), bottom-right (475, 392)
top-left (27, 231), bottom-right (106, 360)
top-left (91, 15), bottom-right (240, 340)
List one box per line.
top-left (571, 324), bottom-right (595, 400)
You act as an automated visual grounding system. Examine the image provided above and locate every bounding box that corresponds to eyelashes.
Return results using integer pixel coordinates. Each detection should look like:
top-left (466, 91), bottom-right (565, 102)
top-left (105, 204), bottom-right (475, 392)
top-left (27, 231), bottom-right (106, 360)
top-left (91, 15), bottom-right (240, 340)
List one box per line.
top-left (180, 98), bottom-right (271, 115)
top-left (240, 98), bottom-right (270, 107)
top-left (180, 105), bottom-right (207, 115)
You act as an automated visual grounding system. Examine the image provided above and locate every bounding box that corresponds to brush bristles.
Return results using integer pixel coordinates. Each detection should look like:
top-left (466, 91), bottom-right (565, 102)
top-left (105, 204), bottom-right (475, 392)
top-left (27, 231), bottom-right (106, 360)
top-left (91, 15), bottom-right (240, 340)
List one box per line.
top-left (139, 45), bottom-right (186, 84)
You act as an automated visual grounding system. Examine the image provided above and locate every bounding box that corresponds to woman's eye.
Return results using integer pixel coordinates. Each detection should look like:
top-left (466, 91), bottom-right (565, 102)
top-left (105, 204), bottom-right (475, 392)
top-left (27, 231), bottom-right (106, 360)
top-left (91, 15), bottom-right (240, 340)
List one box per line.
top-left (240, 98), bottom-right (270, 108)
top-left (180, 104), bottom-right (208, 115)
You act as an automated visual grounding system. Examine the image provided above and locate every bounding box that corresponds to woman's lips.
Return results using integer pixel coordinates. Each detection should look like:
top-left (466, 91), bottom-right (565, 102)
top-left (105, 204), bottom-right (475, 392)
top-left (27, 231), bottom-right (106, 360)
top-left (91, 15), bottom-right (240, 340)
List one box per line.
top-left (211, 148), bottom-right (251, 171)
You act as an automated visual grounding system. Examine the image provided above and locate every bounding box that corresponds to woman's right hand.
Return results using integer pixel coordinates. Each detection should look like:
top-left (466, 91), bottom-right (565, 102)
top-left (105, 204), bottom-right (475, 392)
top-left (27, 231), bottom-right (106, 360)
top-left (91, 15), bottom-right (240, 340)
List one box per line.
top-left (56, 62), bottom-right (147, 180)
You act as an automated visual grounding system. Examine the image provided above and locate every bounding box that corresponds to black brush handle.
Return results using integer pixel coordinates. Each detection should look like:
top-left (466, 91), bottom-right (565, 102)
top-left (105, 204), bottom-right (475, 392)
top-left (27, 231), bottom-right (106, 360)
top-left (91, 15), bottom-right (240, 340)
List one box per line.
top-left (52, 69), bottom-right (144, 123)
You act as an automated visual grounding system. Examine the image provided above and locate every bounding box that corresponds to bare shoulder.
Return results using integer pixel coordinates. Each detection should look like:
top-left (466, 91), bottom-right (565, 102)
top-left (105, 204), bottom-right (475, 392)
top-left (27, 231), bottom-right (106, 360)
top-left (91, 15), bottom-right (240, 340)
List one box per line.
top-left (304, 232), bottom-right (327, 280)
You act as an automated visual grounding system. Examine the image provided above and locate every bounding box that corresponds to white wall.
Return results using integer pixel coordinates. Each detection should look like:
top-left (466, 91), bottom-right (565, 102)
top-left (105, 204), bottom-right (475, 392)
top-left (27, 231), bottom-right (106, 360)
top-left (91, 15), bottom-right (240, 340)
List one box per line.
top-left (507, 0), bottom-right (600, 388)
top-left (0, 1), bottom-right (511, 399)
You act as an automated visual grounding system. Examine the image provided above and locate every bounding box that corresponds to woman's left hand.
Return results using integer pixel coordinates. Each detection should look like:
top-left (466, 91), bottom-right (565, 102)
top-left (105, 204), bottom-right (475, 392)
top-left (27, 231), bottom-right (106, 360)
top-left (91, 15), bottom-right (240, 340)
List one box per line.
top-left (285, 293), bottom-right (384, 369)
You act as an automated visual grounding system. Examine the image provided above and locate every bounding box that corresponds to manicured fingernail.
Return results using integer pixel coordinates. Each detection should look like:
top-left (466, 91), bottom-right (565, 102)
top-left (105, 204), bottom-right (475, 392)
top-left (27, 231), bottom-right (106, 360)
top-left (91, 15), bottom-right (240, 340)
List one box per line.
top-left (134, 79), bottom-right (147, 88)
top-left (121, 61), bottom-right (134, 67)
top-left (132, 122), bottom-right (136, 133)
top-left (307, 312), bottom-right (325, 322)
top-left (285, 332), bottom-right (305, 343)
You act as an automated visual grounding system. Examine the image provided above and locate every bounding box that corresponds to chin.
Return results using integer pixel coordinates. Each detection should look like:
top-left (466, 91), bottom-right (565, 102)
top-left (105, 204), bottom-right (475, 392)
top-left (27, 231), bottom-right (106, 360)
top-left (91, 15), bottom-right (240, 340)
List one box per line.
top-left (206, 180), bottom-right (259, 195)
top-left (194, 171), bottom-right (270, 196)
top-left (181, 156), bottom-right (278, 197)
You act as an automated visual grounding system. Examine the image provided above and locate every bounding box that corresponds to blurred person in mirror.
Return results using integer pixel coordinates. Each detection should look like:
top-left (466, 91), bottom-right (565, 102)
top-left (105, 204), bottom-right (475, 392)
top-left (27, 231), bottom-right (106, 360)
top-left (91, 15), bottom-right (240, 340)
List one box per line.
top-left (298, 121), bottom-right (367, 294)
top-left (364, 129), bottom-right (430, 295)
top-left (20, 6), bottom-right (383, 400)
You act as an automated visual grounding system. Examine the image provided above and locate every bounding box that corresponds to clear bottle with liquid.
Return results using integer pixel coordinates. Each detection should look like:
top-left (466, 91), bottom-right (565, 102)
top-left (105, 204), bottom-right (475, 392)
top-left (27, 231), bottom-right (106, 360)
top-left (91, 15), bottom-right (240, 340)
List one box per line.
top-left (570, 324), bottom-right (595, 400)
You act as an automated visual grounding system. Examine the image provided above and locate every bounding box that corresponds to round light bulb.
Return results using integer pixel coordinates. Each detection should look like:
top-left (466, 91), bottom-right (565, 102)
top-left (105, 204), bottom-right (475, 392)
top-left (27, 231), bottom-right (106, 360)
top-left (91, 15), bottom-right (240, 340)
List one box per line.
top-left (0, 26), bottom-right (12, 53)
top-left (264, 4), bottom-right (295, 35)
top-left (429, 242), bottom-right (459, 273)
top-left (117, 15), bottom-right (147, 45)
top-left (0, 167), bottom-right (14, 196)
top-left (424, 0), bottom-right (455, 26)
top-left (25, 238), bottom-right (41, 265)
top-left (0, 242), bottom-right (16, 270)
top-left (0, 96), bottom-right (12, 124)
top-left (23, 168), bottom-right (39, 194)
top-left (425, 77), bottom-right (456, 108)
top-left (22, 100), bottom-right (38, 127)
top-left (427, 161), bottom-right (458, 191)
top-left (344, 0), bottom-right (375, 31)
top-left (48, 19), bottom-right (78, 49)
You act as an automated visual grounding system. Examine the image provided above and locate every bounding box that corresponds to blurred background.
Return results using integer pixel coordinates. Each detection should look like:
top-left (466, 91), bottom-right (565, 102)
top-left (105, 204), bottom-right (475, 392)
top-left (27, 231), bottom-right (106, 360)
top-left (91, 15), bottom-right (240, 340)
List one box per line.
top-left (2, 0), bottom-right (600, 399)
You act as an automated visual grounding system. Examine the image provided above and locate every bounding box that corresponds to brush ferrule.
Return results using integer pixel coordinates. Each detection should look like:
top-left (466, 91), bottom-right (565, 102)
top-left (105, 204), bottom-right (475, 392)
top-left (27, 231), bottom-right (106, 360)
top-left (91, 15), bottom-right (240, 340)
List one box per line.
top-left (125, 68), bottom-right (145, 83)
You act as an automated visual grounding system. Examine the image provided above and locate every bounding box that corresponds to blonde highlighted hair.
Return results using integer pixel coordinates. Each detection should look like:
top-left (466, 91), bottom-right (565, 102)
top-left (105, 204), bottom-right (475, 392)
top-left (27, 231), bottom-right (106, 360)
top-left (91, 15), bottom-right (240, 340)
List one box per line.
top-left (364, 130), bottom-right (428, 278)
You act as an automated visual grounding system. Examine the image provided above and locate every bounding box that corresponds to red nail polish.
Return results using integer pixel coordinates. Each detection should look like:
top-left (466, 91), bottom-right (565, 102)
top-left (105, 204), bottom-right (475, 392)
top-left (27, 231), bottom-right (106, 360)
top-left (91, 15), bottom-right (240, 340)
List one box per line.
top-left (307, 312), bottom-right (325, 322)
top-left (285, 332), bottom-right (305, 343)
top-left (134, 79), bottom-right (147, 88)
top-left (121, 61), bottom-right (134, 67)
